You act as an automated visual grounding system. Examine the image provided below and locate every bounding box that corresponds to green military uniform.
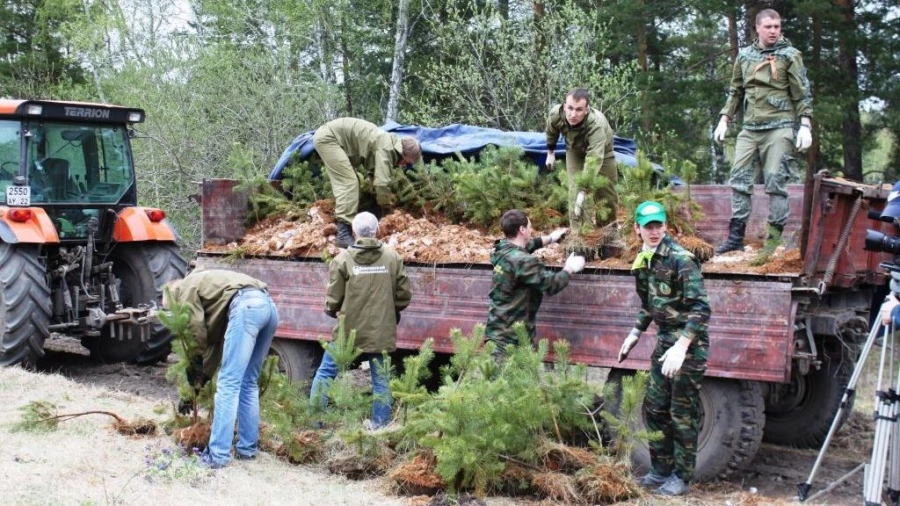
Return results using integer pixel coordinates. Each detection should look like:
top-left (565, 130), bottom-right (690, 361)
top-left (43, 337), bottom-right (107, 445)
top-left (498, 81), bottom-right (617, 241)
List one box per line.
top-left (170, 269), bottom-right (268, 378)
top-left (632, 234), bottom-right (711, 483)
top-left (485, 237), bottom-right (571, 354)
top-left (721, 37), bottom-right (813, 227)
top-left (325, 237), bottom-right (412, 352)
top-left (313, 118), bottom-right (404, 225)
top-left (545, 105), bottom-right (618, 226)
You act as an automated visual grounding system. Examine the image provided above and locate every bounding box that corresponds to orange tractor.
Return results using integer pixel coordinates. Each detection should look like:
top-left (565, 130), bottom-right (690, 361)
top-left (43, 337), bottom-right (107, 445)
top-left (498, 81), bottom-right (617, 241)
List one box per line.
top-left (0, 99), bottom-right (187, 366)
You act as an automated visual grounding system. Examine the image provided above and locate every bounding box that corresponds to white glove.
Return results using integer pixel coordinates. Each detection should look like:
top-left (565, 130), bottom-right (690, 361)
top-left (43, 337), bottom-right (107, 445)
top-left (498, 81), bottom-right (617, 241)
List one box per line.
top-left (659, 339), bottom-right (690, 378)
top-left (618, 328), bottom-right (641, 363)
top-left (549, 228), bottom-right (568, 244)
top-left (882, 293), bottom-right (900, 326)
top-left (795, 125), bottom-right (812, 152)
top-left (713, 116), bottom-right (729, 144)
top-left (573, 191), bottom-right (586, 218)
top-left (545, 151), bottom-right (556, 171)
top-left (563, 253), bottom-right (585, 274)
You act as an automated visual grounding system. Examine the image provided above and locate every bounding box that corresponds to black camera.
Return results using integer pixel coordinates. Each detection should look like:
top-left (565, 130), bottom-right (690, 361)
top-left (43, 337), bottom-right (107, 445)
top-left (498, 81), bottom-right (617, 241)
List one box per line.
top-left (865, 182), bottom-right (900, 255)
top-left (865, 229), bottom-right (900, 255)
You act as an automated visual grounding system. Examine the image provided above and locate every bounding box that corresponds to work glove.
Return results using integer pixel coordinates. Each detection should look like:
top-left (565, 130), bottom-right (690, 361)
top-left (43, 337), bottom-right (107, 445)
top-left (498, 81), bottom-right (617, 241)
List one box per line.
top-left (395, 310), bottom-right (402, 324)
top-left (545, 151), bottom-right (556, 171)
top-left (563, 253), bottom-right (585, 274)
top-left (573, 191), bottom-right (586, 218)
top-left (795, 125), bottom-right (812, 152)
top-left (549, 227), bottom-right (568, 244)
top-left (713, 116), bottom-right (729, 144)
top-left (185, 358), bottom-right (209, 390)
top-left (375, 185), bottom-right (395, 214)
top-left (177, 398), bottom-right (193, 416)
top-left (325, 308), bottom-right (338, 319)
top-left (659, 339), bottom-right (690, 378)
top-left (618, 328), bottom-right (641, 363)
top-left (881, 293), bottom-right (900, 326)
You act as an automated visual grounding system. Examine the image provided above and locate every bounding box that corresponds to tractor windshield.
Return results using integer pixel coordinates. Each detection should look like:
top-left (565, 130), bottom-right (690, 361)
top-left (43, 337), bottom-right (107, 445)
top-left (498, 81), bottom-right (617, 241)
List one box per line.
top-left (25, 121), bottom-right (134, 204)
top-left (0, 120), bottom-right (20, 196)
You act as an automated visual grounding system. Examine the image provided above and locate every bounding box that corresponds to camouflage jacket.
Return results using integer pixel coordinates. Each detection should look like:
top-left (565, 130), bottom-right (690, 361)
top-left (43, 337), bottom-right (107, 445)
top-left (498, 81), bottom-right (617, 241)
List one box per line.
top-left (485, 238), bottom-right (571, 345)
top-left (633, 235), bottom-right (711, 346)
top-left (545, 105), bottom-right (615, 160)
top-left (319, 118), bottom-right (404, 187)
top-left (720, 37), bottom-right (813, 131)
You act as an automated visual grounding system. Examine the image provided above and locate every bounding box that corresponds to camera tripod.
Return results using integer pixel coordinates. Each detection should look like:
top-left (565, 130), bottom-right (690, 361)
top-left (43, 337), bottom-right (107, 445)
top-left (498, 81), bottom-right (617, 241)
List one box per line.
top-left (798, 299), bottom-right (900, 505)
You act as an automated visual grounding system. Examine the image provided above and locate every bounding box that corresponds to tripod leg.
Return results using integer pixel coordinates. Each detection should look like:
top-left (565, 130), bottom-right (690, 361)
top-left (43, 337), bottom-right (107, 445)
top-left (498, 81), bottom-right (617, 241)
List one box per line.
top-left (799, 317), bottom-right (884, 501)
top-left (866, 323), bottom-right (896, 506)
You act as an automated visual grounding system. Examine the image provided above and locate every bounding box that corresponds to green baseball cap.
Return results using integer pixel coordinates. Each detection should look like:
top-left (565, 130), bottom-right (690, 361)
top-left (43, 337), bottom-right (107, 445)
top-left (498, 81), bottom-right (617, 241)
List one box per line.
top-left (635, 201), bottom-right (667, 226)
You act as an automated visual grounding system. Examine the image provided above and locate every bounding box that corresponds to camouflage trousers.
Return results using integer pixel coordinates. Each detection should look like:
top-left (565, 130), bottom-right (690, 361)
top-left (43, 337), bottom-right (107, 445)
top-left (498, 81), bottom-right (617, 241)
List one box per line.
top-left (645, 335), bottom-right (708, 482)
top-left (566, 150), bottom-right (618, 227)
top-left (314, 126), bottom-right (360, 225)
top-left (728, 127), bottom-right (797, 227)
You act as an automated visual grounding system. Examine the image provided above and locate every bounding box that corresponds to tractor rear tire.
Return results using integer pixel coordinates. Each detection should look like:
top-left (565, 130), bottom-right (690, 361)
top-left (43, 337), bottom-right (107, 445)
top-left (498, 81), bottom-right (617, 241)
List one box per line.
top-left (0, 243), bottom-right (51, 367)
top-left (605, 369), bottom-right (765, 481)
top-left (89, 242), bottom-right (187, 364)
top-left (269, 338), bottom-right (322, 390)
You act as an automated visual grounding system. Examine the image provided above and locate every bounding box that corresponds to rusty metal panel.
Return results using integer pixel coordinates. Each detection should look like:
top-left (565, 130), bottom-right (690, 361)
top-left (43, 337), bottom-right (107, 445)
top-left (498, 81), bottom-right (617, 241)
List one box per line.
top-left (201, 179), bottom-right (248, 246)
top-left (689, 184), bottom-right (804, 246)
top-left (194, 255), bottom-right (794, 383)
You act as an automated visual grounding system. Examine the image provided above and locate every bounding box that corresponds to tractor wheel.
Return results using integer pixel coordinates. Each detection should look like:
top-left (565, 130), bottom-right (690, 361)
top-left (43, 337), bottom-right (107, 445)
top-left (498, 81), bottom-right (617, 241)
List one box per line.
top-left (0, 243), bottom-right (51, 367)
top-left (605, 369), bottom-right (765, 481)
top-left (268, 338), bottom-right (322, 390)
top-left (89, 242), bottom-right (187, 364)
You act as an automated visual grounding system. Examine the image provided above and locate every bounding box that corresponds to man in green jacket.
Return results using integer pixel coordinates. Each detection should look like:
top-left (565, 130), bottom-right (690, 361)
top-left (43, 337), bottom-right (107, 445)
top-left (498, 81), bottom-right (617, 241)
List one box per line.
top-left (713, 9), bottom-right (813, 258)
top-left (164, 269), bottom-right (278, 468)
top-left (485, 209), bottom-right (585, 358)
top-left (545, 88), bottom-right (618, 228)
top-left (313, 118), bottom-right (422, 248)
top-left (310, 211), bottom-right (412, 428)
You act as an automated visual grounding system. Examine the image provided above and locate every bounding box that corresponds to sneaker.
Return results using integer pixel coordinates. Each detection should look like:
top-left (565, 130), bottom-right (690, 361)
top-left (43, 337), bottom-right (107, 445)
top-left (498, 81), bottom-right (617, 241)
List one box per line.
top-left (637, 471), bottom-right (669, 488)
top-left (197, 451), bottom-right (227, 469)
top-left (655, 474), bottom-right (689, 496)
top-left (234, 452), bottom-right (257, 461)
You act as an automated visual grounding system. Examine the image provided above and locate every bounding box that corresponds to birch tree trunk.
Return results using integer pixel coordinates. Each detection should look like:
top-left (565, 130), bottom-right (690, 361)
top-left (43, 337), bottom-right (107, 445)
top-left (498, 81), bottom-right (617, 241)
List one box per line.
top-left (385, 0), bottom-right (410, 123)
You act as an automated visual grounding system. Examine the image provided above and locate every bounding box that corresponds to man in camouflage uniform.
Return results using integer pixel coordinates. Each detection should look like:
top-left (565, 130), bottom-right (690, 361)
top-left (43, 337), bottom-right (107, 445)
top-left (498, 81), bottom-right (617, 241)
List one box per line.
top-left (313, 118), bottom-right (422, 248)
top-left (545, 88), bottom-right (618, 228)
top-left (618, 201), bottom-right (711, 496)
top-left (714, 9), bottom-right (813, 257)
top-left (485, 209), bottom-right (585, 358)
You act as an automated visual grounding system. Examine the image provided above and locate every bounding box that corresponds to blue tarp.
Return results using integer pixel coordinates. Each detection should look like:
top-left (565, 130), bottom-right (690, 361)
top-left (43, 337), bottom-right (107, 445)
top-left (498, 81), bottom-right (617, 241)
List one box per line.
top-left (268, 122), bottom-right (677, 184)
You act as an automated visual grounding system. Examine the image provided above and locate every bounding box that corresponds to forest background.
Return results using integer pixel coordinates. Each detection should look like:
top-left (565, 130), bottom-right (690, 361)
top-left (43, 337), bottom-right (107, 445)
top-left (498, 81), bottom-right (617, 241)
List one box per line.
top-left (2, 0), bottom-right (898, 250)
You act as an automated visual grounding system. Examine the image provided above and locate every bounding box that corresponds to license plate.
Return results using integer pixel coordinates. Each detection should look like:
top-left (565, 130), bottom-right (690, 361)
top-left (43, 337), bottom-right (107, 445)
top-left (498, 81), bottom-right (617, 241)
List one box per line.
top-left (6, 185), bottom-right (30, 206)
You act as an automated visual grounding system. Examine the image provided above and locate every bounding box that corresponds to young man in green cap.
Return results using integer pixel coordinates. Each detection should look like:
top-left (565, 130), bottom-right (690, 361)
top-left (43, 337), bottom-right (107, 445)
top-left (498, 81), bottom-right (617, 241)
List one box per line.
top-left (618, 201), bottom-right (711, 496)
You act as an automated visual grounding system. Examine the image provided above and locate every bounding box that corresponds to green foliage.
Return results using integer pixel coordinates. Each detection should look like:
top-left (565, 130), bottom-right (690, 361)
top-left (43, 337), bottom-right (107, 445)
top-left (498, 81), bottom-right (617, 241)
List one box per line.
top-left (321, 316), bottom-right (363, 372)
top-left (619, 151), bottom-right (704, 236)
top-left (12, 401), bottom-right (59, 433)
top-left (281, 160), bottom-right (333, 208)
top-left (391, 338), bottom-right (436, 417)
top-left (601, 371), bottom-right (662, 463)
top-left (403, 161), bottom-right (465, 221)
top-left (160, 298), bottom-right (214, 420)
top-left (258, 356), bottom-right (319, 461)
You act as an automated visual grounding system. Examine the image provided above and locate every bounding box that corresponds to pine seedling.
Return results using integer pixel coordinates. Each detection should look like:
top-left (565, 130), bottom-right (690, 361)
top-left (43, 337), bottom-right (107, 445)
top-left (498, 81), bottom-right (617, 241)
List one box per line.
top-left (160, 295), bottom-right (214, 422)
top-left (601, 371), bottom-right (662, 463)
top-left (391, 338), bottom-right (436, 416)
top-left (320, 316), bottom-right (363, 373)
top-left (12, 400), bottom-right (59, 433)
top-left (405, 160), bottom-right (464, 221)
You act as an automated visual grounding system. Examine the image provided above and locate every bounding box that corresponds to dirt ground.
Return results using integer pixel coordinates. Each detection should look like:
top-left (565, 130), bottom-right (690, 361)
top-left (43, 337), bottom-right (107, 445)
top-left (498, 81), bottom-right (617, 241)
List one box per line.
top-left (0, 337), bottom-right (876, 506)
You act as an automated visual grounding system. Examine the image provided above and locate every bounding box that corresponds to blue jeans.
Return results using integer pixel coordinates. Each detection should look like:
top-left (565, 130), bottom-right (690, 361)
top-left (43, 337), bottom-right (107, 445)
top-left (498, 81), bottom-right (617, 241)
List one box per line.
top-left (310, 351), bottom-right (392, 426)
top-left (207, 288), bottom-right (278, 466)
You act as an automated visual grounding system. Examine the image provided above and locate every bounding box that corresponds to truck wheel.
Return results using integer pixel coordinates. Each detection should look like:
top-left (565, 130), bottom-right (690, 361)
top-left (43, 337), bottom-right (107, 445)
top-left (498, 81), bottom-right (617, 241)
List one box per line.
top-left (89, 243), bottom-right (187, 364)
top-left (605, 369), bottom-right (765, 481)
top-left (763, 354), bottom-right (853, 448)
top-left (269, 338), bottom-right (322, 388)
top-left (0, 244), bottom-right (51, 367)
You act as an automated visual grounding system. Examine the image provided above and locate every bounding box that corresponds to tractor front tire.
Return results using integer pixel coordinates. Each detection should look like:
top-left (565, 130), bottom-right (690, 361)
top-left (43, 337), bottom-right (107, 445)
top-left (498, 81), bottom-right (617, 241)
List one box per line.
top-left (0, 243), bottom-right (51, 367)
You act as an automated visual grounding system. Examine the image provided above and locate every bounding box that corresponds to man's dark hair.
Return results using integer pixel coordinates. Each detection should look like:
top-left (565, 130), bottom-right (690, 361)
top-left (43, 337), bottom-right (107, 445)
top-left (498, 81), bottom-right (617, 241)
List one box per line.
top-left (500, 209), bottom-right (529, 239)
top-left (565, 88), bottom-right (590, 107)
top-left (756, 8), bottom-right (780, 25)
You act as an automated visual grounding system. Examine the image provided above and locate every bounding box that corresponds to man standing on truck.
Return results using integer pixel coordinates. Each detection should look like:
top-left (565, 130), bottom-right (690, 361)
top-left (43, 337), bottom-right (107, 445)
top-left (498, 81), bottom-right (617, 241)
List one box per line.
top-left (313, 118), bottom-right (422, 248)
top-left (485, 209), bottom-right (585, 358)
top-left (311, 211), bottom-right (412, 429)
top-left (164, 269), bottom-right (279, 469)
top-left (618, 201), bottom-right (711, 496)
top-left (713, 8), bottom-right (813, 260)
top-left (544, 88), bottom-right (618, 229)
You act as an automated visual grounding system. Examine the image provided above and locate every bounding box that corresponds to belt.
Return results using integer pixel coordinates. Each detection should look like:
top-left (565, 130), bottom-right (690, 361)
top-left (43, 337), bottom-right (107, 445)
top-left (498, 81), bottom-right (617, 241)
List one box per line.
top-left (229, 287), bottom-right (269, 308)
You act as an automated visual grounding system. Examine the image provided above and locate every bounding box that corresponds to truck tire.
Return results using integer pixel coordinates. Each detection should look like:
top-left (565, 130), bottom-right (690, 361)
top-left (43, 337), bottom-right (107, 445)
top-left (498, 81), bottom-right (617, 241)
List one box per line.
top-left (0, 243), bottom-right (51, 367)
top-left (763, 354), bottom-right (854, 448)
top-left (89, 243), bottom-right (187, 364)
top-left (605, 369), bottom-right (765, 481)
top-left (269, 338), bottom-right (322, 389)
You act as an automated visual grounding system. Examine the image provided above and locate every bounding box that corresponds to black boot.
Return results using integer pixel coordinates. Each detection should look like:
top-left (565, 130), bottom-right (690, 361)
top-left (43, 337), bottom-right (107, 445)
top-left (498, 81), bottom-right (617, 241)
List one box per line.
top-left (715, 218), bottom-right (746, 255)
top-left (336, 220), bottom-right (353, 249)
